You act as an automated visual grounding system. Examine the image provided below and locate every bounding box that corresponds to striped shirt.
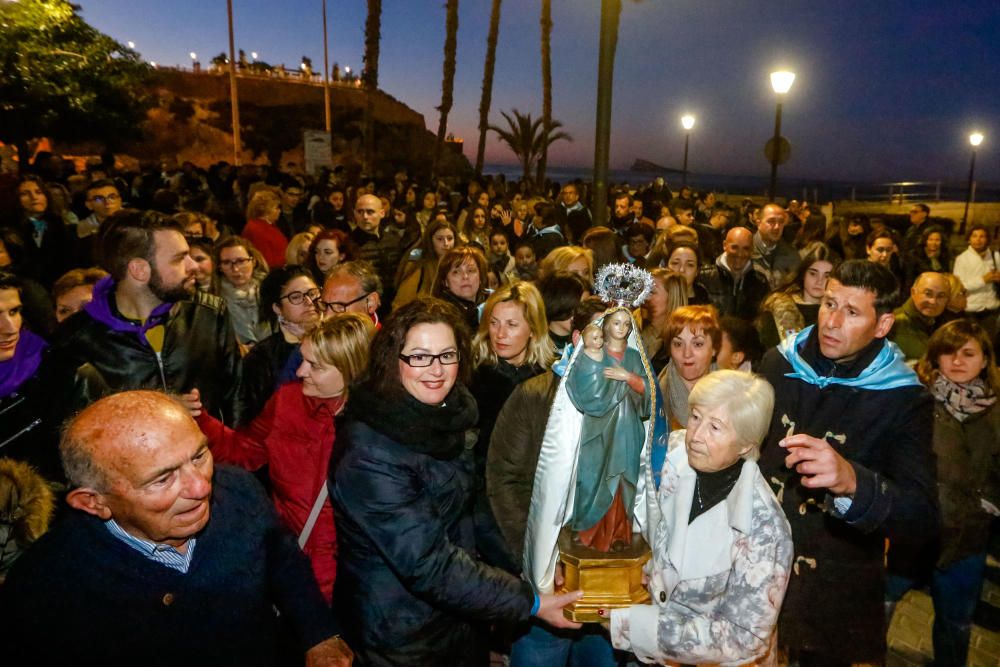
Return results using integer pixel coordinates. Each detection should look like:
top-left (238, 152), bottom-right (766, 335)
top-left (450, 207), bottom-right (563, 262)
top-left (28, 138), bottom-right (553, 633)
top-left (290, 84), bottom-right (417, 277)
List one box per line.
top-left (105, 519), bottom-right (197, 573)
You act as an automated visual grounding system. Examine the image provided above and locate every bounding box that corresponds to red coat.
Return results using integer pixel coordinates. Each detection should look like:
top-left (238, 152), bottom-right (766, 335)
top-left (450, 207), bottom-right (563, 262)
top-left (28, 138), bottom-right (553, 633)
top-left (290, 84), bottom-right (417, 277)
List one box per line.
top-left (242, 218), bottom-right (288, 270)
top-left (197, 381), bottom-right (343, 602)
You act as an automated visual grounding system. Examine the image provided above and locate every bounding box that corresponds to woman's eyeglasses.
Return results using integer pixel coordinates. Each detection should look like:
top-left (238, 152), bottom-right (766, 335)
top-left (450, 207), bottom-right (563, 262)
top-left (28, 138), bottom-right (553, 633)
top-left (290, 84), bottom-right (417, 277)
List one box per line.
top-left (280, 288), bottom-right (321, 305)
top-left (398, 351), bottom-right (460, 367)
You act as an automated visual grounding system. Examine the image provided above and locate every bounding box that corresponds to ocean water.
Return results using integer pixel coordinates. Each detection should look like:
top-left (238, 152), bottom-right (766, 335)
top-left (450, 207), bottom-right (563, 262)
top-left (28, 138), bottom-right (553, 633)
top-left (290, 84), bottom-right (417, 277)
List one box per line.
top-left (481, 163), bottom-right (1000, 203)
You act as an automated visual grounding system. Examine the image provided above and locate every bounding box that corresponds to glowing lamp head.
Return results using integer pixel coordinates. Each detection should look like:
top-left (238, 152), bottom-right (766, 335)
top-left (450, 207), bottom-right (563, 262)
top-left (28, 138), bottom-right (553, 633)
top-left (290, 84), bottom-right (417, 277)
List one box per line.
top-left (681, 114), bottom-right (696, 131)
top-left (189, 52), bottom-right (197, 60)
top-left (970, 132), bottom-right (984, 147)
top-left (251, 52), bottom-right (258, 60)
top-left (770, 71), bottom-right (795, 95)
top-left (127, 41), bottom-right (135, 49)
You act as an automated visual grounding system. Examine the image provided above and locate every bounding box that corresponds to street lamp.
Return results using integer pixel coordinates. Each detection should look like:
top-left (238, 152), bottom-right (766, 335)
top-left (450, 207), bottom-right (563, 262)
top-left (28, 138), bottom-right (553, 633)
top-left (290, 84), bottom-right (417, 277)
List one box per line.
top-left (767, 70), bottom-right (795, 200)
top-left (251, 52), bottom-right (258, 61)
top-left (680, 114), bottom-right (695, 187)
top-left (321, 0), bottom-right (332, 134)
top-left (962, 132), bottom-right (985, 230)
top-left (127, 41), bottom-right (135, 49)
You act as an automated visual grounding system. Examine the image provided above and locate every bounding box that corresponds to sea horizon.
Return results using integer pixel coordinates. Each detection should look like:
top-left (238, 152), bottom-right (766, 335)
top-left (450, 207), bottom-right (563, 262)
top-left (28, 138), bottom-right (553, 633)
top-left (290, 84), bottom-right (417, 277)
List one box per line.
top-left (480, 163), bottom-right (1000, 204)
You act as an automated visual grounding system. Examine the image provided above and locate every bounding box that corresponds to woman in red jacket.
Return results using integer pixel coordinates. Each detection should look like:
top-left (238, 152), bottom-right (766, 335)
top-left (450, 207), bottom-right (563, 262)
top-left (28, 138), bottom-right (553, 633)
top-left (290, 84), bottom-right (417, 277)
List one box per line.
top-left (187, 312), bottom-right (374, 602)
top-left (242, 189), bottom-right (289, 270)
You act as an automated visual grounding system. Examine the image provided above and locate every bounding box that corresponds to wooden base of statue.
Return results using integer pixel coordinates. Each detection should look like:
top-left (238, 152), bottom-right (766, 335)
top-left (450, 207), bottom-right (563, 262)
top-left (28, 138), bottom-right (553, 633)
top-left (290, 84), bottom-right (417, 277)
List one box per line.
top-left (556, 528), bottom-right (651, 623)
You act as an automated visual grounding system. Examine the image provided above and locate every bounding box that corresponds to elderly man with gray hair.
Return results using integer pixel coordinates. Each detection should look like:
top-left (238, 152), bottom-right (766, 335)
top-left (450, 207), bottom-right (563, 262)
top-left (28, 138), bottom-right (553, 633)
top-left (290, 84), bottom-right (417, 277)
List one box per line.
top-left (0, 390), bottom-right (352, 666)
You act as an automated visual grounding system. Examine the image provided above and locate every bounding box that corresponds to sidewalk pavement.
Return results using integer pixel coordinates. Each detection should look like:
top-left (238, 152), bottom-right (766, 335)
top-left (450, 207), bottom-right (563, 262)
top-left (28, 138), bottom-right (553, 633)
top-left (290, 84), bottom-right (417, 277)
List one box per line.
top-left (888, 576), bottom-right (1000, 667)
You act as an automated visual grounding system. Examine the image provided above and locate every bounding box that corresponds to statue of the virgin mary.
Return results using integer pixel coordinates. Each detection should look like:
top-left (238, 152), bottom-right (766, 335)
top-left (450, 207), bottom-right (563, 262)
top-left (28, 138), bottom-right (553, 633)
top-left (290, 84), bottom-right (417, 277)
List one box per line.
top-left (524, 264), bottom-right (658, 596)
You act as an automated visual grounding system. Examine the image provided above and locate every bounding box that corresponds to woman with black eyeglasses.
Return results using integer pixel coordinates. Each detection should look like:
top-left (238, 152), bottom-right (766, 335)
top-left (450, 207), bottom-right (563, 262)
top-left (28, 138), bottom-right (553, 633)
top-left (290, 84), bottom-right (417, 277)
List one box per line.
top-left (213, 236), bottom-right (271, 348)
top-left (236, 265), bottom-right (322, 425)
top-left (330, 297), bottom-right (581, 666)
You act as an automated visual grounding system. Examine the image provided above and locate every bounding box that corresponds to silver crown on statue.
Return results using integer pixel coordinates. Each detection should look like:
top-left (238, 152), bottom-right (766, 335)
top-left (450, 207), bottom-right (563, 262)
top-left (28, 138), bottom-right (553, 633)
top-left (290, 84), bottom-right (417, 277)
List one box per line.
top-left (594, 263), bottom-right (654, 308)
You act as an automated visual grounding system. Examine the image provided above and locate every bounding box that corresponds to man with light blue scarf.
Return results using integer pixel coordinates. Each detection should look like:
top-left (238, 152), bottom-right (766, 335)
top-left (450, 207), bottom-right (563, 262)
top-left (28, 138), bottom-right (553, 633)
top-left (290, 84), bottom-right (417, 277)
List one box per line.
top-left (756, 260), bottom-right (938, 666)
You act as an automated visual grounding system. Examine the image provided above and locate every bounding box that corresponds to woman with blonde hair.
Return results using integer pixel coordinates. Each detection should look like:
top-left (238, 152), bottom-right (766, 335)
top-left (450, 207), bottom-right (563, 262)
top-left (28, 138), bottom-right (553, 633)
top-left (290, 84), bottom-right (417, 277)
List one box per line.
top-left (470, 282), bottom-right (555, 481)
top-left (187, 312), bottom-right (375, 603)
top-left (886, 319), bottom-right (1000, 666)
top-left (634, 268), bottom-right (689, 375)
top-left (242, 189), bottom-right (288, 270)
top-left (284, 231), bottom-right (316, 267)
top-left (537, 245), bottom-right (594, 285)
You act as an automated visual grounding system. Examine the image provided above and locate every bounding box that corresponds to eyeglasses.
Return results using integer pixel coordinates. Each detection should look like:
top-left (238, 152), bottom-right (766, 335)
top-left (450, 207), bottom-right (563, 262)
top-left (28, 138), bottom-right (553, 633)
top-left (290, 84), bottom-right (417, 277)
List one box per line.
top-left (398, 350), bottom-right (460, 367)
top-left (280, 288), bottom-right (321, 306)
top-left (90, 194), bottom-right (121, 204)
top-left (220, 257), bottom-right (253, 269)
top-left (319, 292), bottom-right (370, 313)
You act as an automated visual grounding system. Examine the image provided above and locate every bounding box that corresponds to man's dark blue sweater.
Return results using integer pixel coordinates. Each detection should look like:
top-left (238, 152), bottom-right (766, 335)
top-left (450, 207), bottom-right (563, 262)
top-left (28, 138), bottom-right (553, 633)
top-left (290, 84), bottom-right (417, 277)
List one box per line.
top-left (0, 465), bottom-right (337, 666)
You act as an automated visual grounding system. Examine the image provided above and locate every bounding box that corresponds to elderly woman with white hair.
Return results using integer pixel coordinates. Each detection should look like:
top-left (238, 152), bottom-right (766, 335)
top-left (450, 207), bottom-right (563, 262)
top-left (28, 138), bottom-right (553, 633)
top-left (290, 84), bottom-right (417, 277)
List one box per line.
top-left (606, 370), bottom-right (793, 665)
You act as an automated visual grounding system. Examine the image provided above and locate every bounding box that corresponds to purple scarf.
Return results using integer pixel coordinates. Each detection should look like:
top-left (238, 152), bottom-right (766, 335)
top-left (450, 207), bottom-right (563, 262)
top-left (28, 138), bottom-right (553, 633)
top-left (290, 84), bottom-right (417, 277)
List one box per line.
top-left (83, 276), bottom-right (174, 346)
top-left (0, 329), bottom-right (47, 398)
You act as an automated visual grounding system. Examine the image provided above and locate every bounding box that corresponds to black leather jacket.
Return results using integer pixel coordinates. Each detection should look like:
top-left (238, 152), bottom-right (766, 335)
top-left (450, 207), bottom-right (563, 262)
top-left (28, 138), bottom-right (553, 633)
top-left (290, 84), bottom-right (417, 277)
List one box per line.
top-left (1, 363), bottom-right (109, 484)
top-left (44, 290), bottom-right (242, 425)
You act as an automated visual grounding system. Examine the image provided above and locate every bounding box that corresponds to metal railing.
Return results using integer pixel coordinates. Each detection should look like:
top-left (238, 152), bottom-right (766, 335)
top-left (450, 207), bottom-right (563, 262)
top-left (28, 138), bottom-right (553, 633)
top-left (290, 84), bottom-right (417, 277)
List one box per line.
top-left (160, 64), bottom-right (362, 88)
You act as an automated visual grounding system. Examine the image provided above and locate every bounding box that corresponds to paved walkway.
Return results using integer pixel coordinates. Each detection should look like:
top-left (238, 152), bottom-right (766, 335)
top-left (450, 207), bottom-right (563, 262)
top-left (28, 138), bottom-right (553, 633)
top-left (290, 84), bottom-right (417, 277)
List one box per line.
top-left (888, 575), bottom-right (1000, 667)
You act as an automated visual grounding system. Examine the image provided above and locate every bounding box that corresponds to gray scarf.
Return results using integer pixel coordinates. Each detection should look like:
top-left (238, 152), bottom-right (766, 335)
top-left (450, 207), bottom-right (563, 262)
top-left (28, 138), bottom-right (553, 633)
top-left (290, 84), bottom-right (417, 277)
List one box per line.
top-left (661, 360), bottom-right (718, 428)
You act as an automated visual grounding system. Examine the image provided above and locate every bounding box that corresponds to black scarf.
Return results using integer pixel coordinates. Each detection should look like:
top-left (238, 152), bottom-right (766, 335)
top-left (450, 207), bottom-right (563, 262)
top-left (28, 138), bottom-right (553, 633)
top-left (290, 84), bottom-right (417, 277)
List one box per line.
top-left (689, 459), bottom-right (744, 524)
top-left (346, 381), bottom-right (479, 460)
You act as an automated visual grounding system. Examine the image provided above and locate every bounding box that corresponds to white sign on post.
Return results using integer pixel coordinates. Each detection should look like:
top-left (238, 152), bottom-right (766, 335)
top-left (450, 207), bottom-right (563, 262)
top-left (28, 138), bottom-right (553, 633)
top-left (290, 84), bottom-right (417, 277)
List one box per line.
top-left (303, 130), bottom-right (333, 175)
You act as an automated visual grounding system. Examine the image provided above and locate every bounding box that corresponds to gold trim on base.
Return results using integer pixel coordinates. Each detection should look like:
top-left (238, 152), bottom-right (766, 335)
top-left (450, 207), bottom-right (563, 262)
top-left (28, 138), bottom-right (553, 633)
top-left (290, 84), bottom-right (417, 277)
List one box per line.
top-left (556, 528), bottom-right (651, 623)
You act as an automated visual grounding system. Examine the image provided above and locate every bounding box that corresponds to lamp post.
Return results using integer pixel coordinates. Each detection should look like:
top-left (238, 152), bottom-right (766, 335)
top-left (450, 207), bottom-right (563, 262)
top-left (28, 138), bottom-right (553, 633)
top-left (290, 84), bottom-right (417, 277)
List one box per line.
top-left (767, 70), bottom-right (795, 201)
top-left (225, 0), bottom-right (241, 165)
top-left (321, 0), bottom-right (332, 134)
top-left (591, 0), bottom-right (623, 229)
top-left (680, 114), bottom-right (695, 187)
top-left (963, 132), bottom-right (984, 230)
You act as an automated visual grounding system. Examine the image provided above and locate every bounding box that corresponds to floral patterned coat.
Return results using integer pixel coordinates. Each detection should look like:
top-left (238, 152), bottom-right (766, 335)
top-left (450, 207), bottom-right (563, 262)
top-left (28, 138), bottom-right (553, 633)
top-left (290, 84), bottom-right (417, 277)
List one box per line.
top-left (611, 441), bottom-right (793, 666)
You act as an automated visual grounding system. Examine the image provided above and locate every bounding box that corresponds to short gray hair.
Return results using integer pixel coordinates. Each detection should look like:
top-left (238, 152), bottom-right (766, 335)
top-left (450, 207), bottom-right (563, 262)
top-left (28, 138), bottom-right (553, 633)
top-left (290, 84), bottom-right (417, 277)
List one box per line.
top-left (60, 423), bottom-right (112, 492)
top-left (327, 260), bottom-right (382, 296)
top-left (688, 370), bottom-right (775, 461)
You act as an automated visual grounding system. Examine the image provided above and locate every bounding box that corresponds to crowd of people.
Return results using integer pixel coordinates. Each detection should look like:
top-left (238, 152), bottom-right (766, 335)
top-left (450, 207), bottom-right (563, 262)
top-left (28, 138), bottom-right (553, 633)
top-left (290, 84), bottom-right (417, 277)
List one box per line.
top-left (0, 154), bottom-right (999, 667)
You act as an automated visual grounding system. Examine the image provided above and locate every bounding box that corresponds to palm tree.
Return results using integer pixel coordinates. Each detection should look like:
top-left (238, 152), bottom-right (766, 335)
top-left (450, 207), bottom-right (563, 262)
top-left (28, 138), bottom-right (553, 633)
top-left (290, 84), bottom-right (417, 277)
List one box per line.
top-left (536, 0), bottom-right (553, 191)
top-left (489, 109), bottom-right (571, 187)
top-left (432, 0), bottom-right (459, 181)
top-left (362, 0), bottom-right (382, 176)
top-left (474, 0), bottom-right (503, 177)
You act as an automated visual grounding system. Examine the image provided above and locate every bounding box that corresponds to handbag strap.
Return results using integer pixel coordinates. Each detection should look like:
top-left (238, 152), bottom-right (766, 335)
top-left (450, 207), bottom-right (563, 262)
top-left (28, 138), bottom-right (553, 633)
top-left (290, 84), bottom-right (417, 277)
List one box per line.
top-left (298, 482), bottom-right (329, 550)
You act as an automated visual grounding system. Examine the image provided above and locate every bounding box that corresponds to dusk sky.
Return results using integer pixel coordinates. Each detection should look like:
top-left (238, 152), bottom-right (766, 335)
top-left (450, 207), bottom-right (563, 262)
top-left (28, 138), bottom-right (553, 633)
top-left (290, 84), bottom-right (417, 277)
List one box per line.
top-left (83, 1), bottom-right (1000, 185)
